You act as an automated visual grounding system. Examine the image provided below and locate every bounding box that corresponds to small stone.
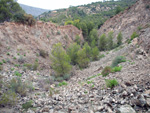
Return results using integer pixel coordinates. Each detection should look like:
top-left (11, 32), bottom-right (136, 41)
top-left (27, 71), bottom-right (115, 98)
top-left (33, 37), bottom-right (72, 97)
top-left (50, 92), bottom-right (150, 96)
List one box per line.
top-left (42, 107), bottom-right (49, 112)
top-left (146, 98), bottom-right (150, 106)
top-left (117, 105), bottom-right (136, 113)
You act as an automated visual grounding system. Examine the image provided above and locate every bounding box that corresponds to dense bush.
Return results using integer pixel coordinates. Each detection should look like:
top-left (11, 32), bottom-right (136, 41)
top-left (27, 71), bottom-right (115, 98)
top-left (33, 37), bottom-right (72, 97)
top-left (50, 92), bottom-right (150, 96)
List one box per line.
top-left (67, 43), bottom-right (81, 65)
top-left (101, 66), bottom-right (112, 77)
top-left (77, 48), bottom-right (90, 68)
top-left (111, 56), bottom-right (126, 67)
top-left (13, 13), bottom-right (36, 26)
top-left (105, 79), bottom-right (118, 88)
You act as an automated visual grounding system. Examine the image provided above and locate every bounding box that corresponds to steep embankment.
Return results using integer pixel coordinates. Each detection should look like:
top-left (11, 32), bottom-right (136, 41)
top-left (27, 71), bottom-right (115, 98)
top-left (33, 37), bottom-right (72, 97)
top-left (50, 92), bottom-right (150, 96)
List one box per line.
top-left (98, 0), bottom-right (150, 42)
top-left (0, 21), bottom-right (83, 73)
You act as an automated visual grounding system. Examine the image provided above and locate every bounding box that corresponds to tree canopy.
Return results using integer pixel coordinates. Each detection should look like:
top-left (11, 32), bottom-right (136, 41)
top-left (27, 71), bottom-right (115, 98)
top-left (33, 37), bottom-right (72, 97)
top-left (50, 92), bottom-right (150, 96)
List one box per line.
top-left (0, 0), bottom-right (24, 22)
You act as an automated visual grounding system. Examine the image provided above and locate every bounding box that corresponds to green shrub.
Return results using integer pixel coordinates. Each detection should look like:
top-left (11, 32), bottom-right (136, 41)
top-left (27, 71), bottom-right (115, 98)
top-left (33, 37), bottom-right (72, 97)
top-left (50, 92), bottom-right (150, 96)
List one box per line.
top-left (2, 59), bottom-right (6, 63)
top-left (102, 66), bottom-right (112, 77)
top-left (112, 66), bottom-right (122, 72)
top-left (67, 43), bottom-right (80, 65)
top-left (91, 46), bottom-right (99, 61)
top-left (0, 90), bottom-right (17, 106)
top-left (13, 13), bottom-right (36, 26)
top-left (77, 48), bottom-right (90, 68)
top-left (111, 56), bottom-right (126, 67)
top-left (14, 64), bottom-right (20, 67)
top-left (55, 77), bottom-right (64, 82)
top-left (131, 32), bottom-right (139, 40)
top-left (14, 71), bottom-right (22, 77)
top-left (22, 100), bottom-right (33, 110)
top-left (105, 79), bottom-right (118, 88)
top-left (75, 35), bottom-right (81, 45)
top-left (99, 34), bottom-right (107, 51)
top-left (63, 74), bottom-right (70, 80)
top-left (83, 42), bottom-right (92, 58)
top-left (33, 61), bottom-right (39, 70)
top-left (58, 81), bottom-right (68, 87)
top-left (0, 62), bottom-right (3, 65)
top-left (24, 64), bottom-right (32, 70)
top-left (7, 52), bottom-right (10, 55)
top-left (0, 65), bottom-right (3, 71)
top-left (99, 54), bottom-right (105, 59)
top-left (9, 78), bottom-right (27, 96)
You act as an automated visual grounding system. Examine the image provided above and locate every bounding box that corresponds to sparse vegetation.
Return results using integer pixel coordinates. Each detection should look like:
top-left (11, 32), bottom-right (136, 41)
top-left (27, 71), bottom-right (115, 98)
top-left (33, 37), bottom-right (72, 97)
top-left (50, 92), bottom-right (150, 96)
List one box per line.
top-left (127, 32), bottom-right (139, 44)
top-left (0, 65), bottom-right (3, 71)
top-left (102, 66), bottom-right (112, 77)
top-left (14, 71), bottom-right (22, 77)
top-left (9, 77), bottom-right (28, 96)
top-left (105, 79), bottom-right (118, 88)
top-left (112, 66), bottom-right (122, 72)
top-left (111, 56), bottom-right (126, 67)
top-left (0, 90), bottom-right (17, 107)
top-left (58, 81), bottom-right (68, 87)
top-left (22, 100), bottom-right (33, 110)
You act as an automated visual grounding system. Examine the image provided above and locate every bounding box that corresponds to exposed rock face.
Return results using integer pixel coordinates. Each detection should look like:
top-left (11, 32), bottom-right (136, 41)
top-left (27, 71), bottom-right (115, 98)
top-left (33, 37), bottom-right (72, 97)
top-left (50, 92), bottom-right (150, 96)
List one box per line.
top-left (98, 0), bottom-right (150, 41)
top-left (0, 21), bottom-right (83, 72)
top-left (138, 27), bottom-right (150, 55)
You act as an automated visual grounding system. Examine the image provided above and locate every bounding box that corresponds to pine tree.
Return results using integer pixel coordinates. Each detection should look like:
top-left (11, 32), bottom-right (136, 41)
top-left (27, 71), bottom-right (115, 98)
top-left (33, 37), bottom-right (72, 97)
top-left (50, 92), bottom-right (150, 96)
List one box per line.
top-left (117, 32), bottom-right (123, 46)
top-left (99, 34), bottom-right (107, 51)
top-left (77, 48), bottom-right (90, 68)
top-left (83, 42), bottom-right (92, 58)
top-left (107, 31), bottom-right (114, 50)
top-left (91, 46), bottom-right (99, 61)
top-left (50, 43), bottom-right (72, 77)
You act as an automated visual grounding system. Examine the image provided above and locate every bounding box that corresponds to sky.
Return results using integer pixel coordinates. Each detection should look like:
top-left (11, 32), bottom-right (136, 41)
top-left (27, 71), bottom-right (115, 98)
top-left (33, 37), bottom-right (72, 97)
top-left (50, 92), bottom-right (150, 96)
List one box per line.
top-left (17, 0), bottom-right (103, 10)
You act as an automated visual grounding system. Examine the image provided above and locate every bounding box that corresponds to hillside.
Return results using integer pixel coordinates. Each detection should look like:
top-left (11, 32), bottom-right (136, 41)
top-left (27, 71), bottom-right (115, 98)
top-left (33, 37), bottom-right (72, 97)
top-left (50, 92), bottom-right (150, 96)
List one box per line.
top-left (0, 0), bottom-right (150, 113)
top-left (19, 4), bottom-right (48, 17)
top-left (37, 0), bottom-right (137, 28)
top-left (98, 0), bottom-right (150, 43)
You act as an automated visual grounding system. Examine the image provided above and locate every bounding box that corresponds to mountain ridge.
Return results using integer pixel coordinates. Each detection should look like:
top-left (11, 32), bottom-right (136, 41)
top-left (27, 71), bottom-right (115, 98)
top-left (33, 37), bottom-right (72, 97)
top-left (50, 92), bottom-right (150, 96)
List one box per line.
top-left (19, 4), bottom-right (49, 17)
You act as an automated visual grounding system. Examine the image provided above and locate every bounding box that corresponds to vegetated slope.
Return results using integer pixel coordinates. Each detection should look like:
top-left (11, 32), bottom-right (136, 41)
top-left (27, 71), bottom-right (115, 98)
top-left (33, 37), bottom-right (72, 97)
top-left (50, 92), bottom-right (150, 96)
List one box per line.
top-left (0, 0), bottom-right (150, 113)
top-left (0, 21), bottom-right (83, 73)
top-left (19, 4), bottom-right (48, 17)
top-left (37, 0), bottom-right (136, 28)
top-left (98, 0), bottom-right (150, 42)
